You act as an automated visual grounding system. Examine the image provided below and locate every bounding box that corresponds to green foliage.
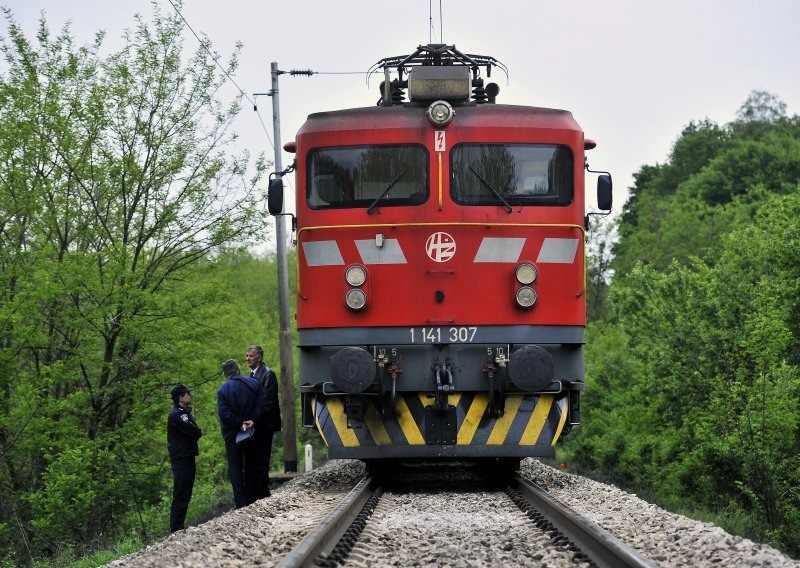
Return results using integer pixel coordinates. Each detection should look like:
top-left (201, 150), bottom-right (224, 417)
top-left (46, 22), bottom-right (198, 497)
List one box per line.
top-left (569, 91), bottom-right (800, 557)
top-left (613, 93), bottom-right (800, 276)
top-left (682, 134), bottom-right (800, 205)
top-left (735, 90), bottom-right (787, 124)
top-left (63, 536), bottom-right (143, 568)
top-left (585, 216), bottom-right (615, 322)
top-left (0, 3), bottom-right (289, 563)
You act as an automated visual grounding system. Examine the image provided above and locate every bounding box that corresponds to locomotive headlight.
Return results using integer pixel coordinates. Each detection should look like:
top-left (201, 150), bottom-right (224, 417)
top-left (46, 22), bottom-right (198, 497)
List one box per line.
top-left (515, 286), bottom-right (538, 309)
top-left (345, 264), bottom-right (367, 287)
top-left (345, 288), bottom-right (367, 311)
top-left (426, 100), bottom-right (455, 127)
top-left (515, 262), bottom-right (538, 285)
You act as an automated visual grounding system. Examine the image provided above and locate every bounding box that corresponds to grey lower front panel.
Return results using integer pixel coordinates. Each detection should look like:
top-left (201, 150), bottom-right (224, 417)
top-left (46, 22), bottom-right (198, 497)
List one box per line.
top-left (302, 326), bottom-right (582, 460)
top-left (298, 325), bottom-right (584, 392)
top-left (300, 325), bottom-right (583, 346)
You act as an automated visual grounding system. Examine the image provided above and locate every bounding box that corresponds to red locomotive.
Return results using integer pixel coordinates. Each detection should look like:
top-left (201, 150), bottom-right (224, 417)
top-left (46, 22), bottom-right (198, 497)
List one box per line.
top-left (269, 44), bottom-right (612, 469)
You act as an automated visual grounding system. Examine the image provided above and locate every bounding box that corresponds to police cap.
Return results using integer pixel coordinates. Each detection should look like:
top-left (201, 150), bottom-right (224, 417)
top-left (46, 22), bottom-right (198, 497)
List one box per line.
top-left (171, 384), bottom-right (194, 401)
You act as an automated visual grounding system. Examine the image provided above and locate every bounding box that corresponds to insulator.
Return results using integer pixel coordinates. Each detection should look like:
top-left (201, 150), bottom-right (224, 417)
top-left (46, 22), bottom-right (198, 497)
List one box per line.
top-left (472, 77), bottom-right (487, 103)
top-left (391, 79), bottom-right (406, 104)
top-left (472, 86), bottom-right (487, 103)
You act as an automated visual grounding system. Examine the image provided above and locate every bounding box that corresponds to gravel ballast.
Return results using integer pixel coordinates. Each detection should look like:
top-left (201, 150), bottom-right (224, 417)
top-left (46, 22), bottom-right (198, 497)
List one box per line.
top-left (106, 459), bottom-right (799, 567)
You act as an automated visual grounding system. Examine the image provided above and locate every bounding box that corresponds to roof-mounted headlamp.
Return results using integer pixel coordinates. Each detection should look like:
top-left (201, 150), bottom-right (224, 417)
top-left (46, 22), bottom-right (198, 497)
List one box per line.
top-left (426, 100), bottom-right (455, 127)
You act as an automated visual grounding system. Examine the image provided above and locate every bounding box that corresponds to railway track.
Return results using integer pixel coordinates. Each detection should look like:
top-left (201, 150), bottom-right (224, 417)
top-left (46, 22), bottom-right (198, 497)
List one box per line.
top-left (106, 459), bottom-right (798, 567)
top-left (506, 475), bottom-right (655, 568)
top-left (276, 472), bottom-right (656, 568)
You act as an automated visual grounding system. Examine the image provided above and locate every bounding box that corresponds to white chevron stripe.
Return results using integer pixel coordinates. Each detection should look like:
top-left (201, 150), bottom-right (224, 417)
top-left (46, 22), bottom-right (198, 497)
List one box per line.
top-left (537, 238), bottom-right (578, 263)
top-left (473, 237), bottom-right (526, 263)
top-left (355, 239), bottom-right (407, 264)
top-left (302, 240), bottom-right (344, 266)
top-left (303, 236), bottom-right (578, 267)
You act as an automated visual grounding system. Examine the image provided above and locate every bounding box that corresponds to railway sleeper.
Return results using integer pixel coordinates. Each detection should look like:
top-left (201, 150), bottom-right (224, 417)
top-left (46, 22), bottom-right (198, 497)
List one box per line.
top-left (315, 487), bottom-right (384, 567)
top-left (505, 486), bottom-right (598, 567)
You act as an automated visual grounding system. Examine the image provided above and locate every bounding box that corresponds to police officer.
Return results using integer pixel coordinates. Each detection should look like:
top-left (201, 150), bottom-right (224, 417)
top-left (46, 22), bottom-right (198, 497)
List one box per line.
top-left (167, 384), bottom-right (202, 533)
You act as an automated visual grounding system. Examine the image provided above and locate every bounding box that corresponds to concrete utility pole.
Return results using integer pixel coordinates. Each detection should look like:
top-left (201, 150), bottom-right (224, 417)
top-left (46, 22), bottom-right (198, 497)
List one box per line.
top-left (270, 61), bottom-right (297, 472)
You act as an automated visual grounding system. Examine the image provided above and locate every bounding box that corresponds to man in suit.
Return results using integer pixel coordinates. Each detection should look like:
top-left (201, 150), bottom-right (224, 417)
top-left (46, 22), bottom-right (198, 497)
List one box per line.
top-left (217, 359), bottom-right (269, 508)
top-left (245, 345), bottom-right (281, 499)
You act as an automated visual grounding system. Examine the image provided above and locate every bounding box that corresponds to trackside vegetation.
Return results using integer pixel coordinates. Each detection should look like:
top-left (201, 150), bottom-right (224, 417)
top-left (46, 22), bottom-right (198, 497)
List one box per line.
top-left (0, 4), bottom-right (322, 566)
top-left (566, 90), bottom-right (800, 558)
top-left (0, 3), bottom-right (798, 566)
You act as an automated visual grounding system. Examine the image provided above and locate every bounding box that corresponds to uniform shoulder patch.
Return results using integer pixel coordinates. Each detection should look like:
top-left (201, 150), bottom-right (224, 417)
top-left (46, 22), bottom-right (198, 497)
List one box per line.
top-left (180, 414), bottom-right (190, 422)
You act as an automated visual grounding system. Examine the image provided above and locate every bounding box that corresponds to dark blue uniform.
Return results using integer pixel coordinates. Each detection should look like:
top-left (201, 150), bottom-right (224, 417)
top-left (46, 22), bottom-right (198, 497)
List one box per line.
top-left (167, 405), bottom-right (202, 532)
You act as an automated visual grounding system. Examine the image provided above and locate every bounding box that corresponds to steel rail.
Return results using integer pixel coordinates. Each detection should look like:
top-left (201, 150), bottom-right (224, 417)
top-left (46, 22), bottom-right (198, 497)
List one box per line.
top-left (513, 474), bottom-right (657, 568)
top-left (276, 475), bottom-right (374, 568)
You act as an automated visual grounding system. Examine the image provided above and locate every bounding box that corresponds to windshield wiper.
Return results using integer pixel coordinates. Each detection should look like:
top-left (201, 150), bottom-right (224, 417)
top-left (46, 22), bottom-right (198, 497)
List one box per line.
top-left (468, 166), bottom-right (513, 213)
top-left (367, 167), bottom-right (409, 214)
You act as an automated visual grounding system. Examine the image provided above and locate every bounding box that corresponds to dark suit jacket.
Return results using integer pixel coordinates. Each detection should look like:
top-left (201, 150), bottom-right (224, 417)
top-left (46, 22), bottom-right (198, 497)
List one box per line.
top-left (251, 363), bottom-right (282, 431)
top-left (217, 374), bottom-right (269, 444)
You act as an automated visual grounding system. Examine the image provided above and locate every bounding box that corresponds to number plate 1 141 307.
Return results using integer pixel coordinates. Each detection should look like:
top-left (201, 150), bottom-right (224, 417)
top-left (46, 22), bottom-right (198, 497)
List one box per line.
top-left (409, 326), bottom-right (478, 344)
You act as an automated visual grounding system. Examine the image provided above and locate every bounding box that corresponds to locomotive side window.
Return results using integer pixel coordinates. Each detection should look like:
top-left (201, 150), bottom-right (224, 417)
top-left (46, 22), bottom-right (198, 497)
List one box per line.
top-left (450, 144), bottom-right (573, 206)
top-left (307, 145), bottom-right (429, 209)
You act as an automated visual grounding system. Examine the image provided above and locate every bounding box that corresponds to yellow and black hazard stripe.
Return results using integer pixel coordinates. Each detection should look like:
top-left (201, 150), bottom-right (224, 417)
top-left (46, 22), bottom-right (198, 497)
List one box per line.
top-left (314, 392), bottom-right (568, 458)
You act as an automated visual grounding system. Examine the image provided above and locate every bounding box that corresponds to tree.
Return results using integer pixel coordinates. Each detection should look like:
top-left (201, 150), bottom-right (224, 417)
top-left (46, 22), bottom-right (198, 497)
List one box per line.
top-left (0, 3), bottom-right (267, 558)
top-left (613, 92), bottom-right (800, 276)
top-left (585, 216), bottom-right (615, 321)
top-left (569, 96), bottom-right (800, 555)
top-left (735, 90), bottom-right (787, 124)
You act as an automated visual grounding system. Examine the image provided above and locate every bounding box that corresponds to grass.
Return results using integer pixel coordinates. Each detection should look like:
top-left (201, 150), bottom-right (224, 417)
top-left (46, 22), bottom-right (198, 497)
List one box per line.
top-left (62, 537), bottom-right (142, 568)
top-left (30, 483), bottom-right (237, 568)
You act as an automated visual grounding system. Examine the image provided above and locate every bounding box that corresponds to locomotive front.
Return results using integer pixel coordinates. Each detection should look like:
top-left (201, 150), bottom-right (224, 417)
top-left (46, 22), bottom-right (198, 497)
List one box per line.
top-left (270, 45), bottom-right (612, 467)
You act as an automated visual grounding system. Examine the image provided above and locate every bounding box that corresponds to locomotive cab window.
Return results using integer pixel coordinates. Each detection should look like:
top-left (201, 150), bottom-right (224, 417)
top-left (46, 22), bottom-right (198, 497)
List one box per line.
top-left (451, 144), bottom-right (573, 206)
top-left (307, 145), bottom-right (429, 209)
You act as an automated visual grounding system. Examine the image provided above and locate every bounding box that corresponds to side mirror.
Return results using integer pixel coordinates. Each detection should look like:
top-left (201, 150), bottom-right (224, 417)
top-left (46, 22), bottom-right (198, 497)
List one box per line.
top-left (597, 174), bottom-right (612, 211)
top-left (268, 178), bottom-right (284, 215)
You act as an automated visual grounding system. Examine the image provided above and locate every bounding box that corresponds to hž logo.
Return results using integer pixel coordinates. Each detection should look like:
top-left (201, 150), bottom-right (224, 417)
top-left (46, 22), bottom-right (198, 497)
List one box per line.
top-left (426, 232), bottom-right (456, 262)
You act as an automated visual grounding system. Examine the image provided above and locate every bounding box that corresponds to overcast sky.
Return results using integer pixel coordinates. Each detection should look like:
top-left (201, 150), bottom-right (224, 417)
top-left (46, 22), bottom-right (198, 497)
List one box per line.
top-left (5, 0), bottom-right (800, 217)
